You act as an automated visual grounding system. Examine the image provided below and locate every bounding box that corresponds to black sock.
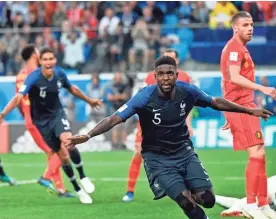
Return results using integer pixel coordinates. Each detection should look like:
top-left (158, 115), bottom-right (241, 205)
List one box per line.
top-left (62, 163), bottom-right (81, 192)
top-left (184, 205), bottom-right (207, 219)
top-left (0, 159), bottom-right (6, 176)
top-left (69, 148), bottom-right (86, 179)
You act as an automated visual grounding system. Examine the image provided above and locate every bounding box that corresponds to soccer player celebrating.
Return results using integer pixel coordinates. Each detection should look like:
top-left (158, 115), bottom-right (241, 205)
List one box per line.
top-left (66, 56), bottom-right (272, 218)
top-left (0, 159), bottom-right (16, 185)
top-left (16, 44), bottom-right (74, 197)
top-left (220, 11), bottom-right (276, 218)
top-left (0, 47), bottom-right (102, 204)
top-left (122, 49), bottom-right (193, 202)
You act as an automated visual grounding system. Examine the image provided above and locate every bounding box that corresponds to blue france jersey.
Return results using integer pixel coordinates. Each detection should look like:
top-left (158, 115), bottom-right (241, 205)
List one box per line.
top-left (19, 67), bottom-right (72, 122)
top-left (115, 81), bottom-right (213, 154)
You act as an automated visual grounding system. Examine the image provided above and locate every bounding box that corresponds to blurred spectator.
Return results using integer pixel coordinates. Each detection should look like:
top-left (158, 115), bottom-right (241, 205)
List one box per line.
top-left (0, 41), bottom-right (10, 76)
top-left (257, 2), bottom-right (271, 22)
top-left (35, 35), bottom-right (45, 51)
top-left (243, 1), bottom-right (264, 22)
top-left (98, 8), bottom-right (120, 37)
top-left (119, 3), bottom-right (137, 72)
top-left (0, 33), bottom-right (20, 57)
top-left (81, 9), bottom-right (98, 42)
top-left (67, 1), bottom-right (84, 27)
top-left (105, 72), bottom-right (131, 148)
top-left (191, 1), bottom-right (209, 23)
top-left (43, 2), bottom-right (56, 26)
top-left (59, 89), bottom-right (75, 121)
top-left (52, 2), bottom-right (67, 27)
top-left (129, 2), bottom-right (143, 17)
top-left (61, 28), bottom-right (87, 73)
top-left (129, 19), bottom-right (151, 72)
top-left (85, 74), bottom-right (104, 122)
top-left (146, 1), bottom-right (164, 23)
top-left (11, 12), bottom-right (25, 29)
top-left (52, 40), bottom-right (64, 66)
top-left (270, 2), bottom-right (276, 24)
top-left (28, 2), bottom-right (38, 18)
top-left (143, 6), bottom-right (158, 24)
top-left (43, 27), bottom-right (55, 47)
top-left (177, 1), bottom-right (193, 24)
top-left (8, 2), bottom-right (28, 22)
top-left (209, 1), bottom-right (238, 29)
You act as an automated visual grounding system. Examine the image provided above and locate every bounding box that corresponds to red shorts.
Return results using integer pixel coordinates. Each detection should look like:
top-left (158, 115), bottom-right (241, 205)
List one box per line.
top-left (224, 102), bottom-right (264, 151)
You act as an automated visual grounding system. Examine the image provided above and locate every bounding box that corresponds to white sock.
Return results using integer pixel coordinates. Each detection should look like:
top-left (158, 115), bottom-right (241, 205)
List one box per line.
top-left (246, 203), bottom-right (258, 210)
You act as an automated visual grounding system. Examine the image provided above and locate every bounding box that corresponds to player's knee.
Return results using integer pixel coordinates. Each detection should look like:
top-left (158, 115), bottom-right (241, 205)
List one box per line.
top-left (200, 190), bottom-right (216, 208)
top-left (175, 193), bottom-right (195, 212)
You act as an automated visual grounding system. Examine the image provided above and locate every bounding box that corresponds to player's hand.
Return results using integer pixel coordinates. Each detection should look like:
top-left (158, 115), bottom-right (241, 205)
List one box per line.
top-left (251, 108), bottom-right (273, 121)
top-left (260, 86), bottom-right (276, 99)
top-left (221, 121), bottom-right (230, 130)
top-left (66, 135), bottom-right (89, 150)
top-left (88, 98), bottom-right (103, 110)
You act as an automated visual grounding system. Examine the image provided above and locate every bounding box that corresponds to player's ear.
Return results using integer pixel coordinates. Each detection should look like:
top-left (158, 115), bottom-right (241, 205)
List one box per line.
top-left (154, 72), bottom-right (157, 80)
top-left (176, 71), bottom-right (178, 79)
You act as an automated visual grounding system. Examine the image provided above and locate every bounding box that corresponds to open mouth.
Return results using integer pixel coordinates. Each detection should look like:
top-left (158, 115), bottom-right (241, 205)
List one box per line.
top-left (45, 65), bottom-right (52, 70)
top-left (162, 84), bottom-right (171, 90)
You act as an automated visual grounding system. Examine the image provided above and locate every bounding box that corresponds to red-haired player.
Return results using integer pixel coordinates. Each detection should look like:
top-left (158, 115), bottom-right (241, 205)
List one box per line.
top-left (221, 11), bottom-right (276, 218)
top-left (16, 44), bottom-right (74, 197)
top-left (122, 49), bottom-right (193, 202)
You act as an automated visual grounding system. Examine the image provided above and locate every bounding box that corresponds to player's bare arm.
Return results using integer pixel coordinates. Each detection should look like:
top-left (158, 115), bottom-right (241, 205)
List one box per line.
top-left (210, 97), bottom-right (273, 120)
top-left (68, 85), bottom-right (102, 108)
top-left (0, 93), bottom-right (24, 123)
top-left (228, 64), bottom-right (276, 98)
top-left (66, 114), bottom-right (123, 149)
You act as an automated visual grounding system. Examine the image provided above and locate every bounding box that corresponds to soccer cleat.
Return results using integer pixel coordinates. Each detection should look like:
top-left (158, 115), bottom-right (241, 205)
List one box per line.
top-left (242, 207), bottom-right (268, 219)
top-left (221, 208), bottom-right (251, 218)
top-left (37, 177), bottom-right (57, 194)
top-left (122, 192), bottom-right (134, 202)
top-left (0, 175), bottom-right (17, 186)
top-left (58, 190), bottom-right (76, 198)
top-left (80, 177), bottom-right (95, 194)
top-left (77, 189), bottom-right (92, 204)
top-left (261, 205), bottom-right (276, 219)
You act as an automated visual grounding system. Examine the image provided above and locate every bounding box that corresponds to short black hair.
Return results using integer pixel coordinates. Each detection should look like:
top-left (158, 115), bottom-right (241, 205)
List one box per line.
top-left (164, 49), bottom-right (178, 59)
top-left (21, 44), bottom-right (36, 61)
top-left (155, 56), bottom-right (176, 68)
top-left (40, 47), bottom-right (55, 59)
top-left (231, 11), bottom-right (252, 24)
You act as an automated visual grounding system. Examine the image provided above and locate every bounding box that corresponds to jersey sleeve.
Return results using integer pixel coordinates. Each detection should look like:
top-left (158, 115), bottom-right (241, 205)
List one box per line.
top-left (190, 84), bottom-right (213, 108)
top-left (227, 46), bottom-right (244, 66)
top-left (18, 71), bottom-right (38, 96)
top-left (59, 68), bottom-right (72, 89)
top-left (114, 87), bottom-right (151, 121)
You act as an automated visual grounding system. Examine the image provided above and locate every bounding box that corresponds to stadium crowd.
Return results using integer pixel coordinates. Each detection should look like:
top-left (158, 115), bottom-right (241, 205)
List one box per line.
top-left (0, 1), bottom-right (276, 76)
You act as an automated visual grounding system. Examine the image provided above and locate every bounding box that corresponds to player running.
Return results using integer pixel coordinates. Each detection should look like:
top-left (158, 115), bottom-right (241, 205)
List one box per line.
top-left (66, 56), bottom-right (272, 218)
top-left (16, 44), bottom-right (73, 197)
top-left (0, 159), bottom-right (16, 185)
top-left (122, 49), bottom-right (193, 202)
top-left (216, 175), bottom-right (276, 218)
top-left (220, 11), bottom-right (276, 218)
top-left (0, 47), bottom-right (102, 204)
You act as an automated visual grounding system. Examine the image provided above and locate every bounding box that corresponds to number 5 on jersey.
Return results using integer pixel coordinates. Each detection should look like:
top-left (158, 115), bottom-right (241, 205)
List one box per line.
top-left (152, 113), bottom-right (161, 125)
top-left (61, 118), bottom-right (70, 130)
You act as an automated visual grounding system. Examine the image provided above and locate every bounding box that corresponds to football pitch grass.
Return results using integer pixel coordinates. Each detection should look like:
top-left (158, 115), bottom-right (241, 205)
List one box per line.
top-left (1, 149), bottom-right (275, 219)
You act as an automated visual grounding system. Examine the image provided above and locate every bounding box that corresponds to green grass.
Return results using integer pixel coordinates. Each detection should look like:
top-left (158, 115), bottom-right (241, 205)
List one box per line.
top-left (1, 149), bottom-right (275, 219)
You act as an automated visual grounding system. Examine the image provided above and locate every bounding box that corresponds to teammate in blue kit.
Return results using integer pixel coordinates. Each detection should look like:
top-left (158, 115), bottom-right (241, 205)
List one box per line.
top-left (0, 47), bottom-right (102, 204)
top-left (66, 56), bottom-right (272, 218)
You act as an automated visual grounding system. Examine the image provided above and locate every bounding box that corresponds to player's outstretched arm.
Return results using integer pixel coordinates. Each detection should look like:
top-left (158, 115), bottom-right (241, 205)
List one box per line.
top-left (210, 97), bottom-right (273, 120)
top-left (66, 114), bottom-right (123, 149)
top-left (68, 85), bottom-right (102, 109)
top-left (228, 65), bottom-right (276, 99)
top-left (0, 93), bottom-right (24, 124)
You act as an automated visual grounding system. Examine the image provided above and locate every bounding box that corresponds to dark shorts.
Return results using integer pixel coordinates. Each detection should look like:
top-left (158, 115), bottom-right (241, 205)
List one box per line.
top-left (142, 146), bottom-right (212, 200)
top-left (34, 110), bottom-right (71, 152)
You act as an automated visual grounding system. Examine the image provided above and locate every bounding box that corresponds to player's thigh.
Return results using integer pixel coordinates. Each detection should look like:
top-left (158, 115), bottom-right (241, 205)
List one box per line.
top-left (143, 153), bottom-right (186, 200)
top-left (225, 109), bottom-right (264, 151)
top-left (52, 111), bottom-right (72, 143)
top-left (35, 123), bottom-right (61, 153)
top-left (184, 154), bottom-right (213, 194)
